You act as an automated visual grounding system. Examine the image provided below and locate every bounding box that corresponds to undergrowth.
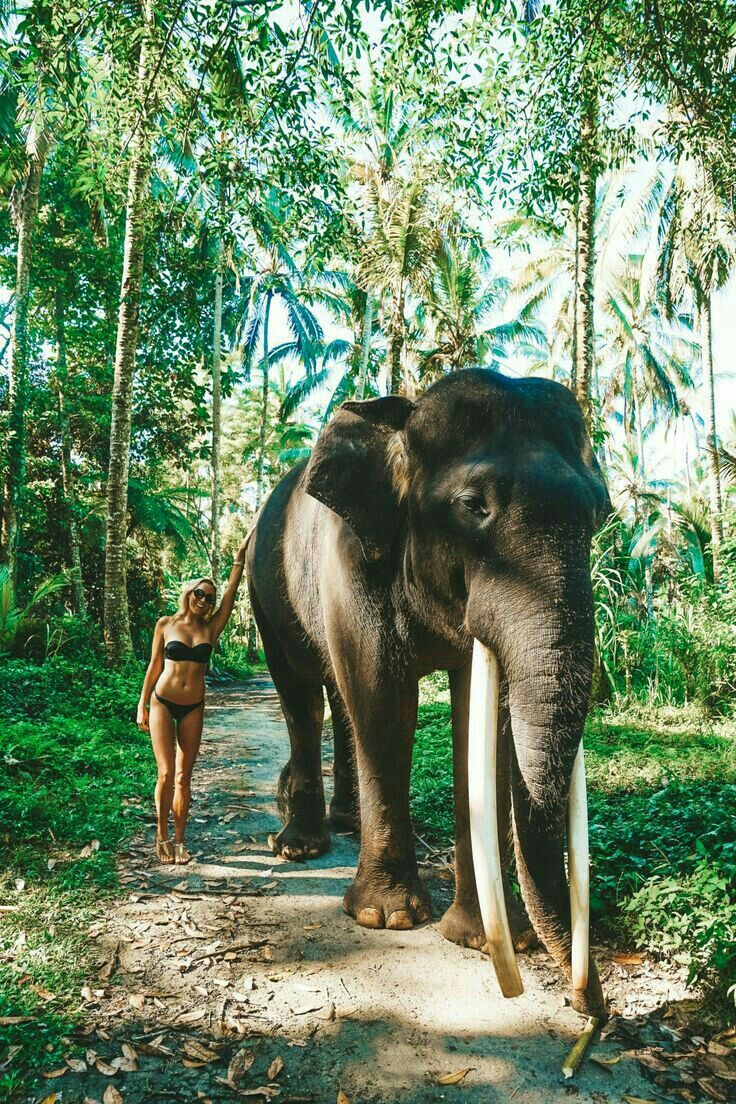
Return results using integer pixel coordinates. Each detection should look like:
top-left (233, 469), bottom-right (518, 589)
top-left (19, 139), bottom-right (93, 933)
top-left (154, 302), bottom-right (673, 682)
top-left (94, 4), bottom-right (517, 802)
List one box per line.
top-left (411, 685), bottom-right (736, 1015)
top-left (0, 655), bottom-right (153, 1102)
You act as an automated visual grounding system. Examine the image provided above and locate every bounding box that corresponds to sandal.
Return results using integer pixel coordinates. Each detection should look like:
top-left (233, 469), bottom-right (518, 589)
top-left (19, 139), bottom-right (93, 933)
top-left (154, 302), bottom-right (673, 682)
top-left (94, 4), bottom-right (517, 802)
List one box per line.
top-left (156, 837), bottom-right (174, 864)
top-left (173, 841), bottom-right (192, 865)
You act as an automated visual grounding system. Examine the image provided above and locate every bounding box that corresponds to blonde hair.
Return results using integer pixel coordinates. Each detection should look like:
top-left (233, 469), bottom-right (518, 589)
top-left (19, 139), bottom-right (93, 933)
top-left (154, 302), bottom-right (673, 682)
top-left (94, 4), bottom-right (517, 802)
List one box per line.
top-left (176, 577), bottom-right (217, 621)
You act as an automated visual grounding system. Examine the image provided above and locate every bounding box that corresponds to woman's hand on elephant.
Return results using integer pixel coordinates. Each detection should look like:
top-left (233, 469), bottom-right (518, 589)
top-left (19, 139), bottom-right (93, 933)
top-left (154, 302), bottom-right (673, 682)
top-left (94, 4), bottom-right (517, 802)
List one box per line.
top-left (137, 704), bottom-right (150, 733)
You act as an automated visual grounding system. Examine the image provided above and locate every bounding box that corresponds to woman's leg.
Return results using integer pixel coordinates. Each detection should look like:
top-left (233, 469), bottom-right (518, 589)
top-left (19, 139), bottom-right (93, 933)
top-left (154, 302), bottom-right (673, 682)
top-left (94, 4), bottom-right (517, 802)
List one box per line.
top-left (172, 703), bottom-right (204, 843)
top-left (149, 695), bottom-right (176, 840)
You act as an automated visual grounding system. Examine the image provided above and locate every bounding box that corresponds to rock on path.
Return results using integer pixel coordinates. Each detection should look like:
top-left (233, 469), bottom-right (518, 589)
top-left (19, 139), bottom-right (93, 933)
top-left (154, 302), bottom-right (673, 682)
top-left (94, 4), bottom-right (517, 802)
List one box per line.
top-left (31, 678), bottom-right (682, 1104)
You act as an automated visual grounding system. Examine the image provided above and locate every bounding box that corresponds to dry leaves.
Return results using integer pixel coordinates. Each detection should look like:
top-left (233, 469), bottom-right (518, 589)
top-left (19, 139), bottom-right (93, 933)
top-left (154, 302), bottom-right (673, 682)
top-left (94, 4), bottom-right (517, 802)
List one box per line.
top-left (176, 1008), bottom-right (206, 1025)
top-left (268, 1056), bottom-right (285, 1080)
top-left (435, 1067), bottom-right (474, 1085)
top-left (227, 1047), bottom-right (255, 1086)
top-left (103, 1088), bottom-right (123, 1104)
top-left (337, 1093), bottom-right (351, 1104)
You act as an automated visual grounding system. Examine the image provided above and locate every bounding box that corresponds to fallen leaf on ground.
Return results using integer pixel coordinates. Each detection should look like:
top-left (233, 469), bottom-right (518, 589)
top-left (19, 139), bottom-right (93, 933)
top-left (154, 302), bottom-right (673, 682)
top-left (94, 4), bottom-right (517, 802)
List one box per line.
top-left (228, 1047), bottom-right (255, 1085)
top-left (184, 1040), bottom-right (219, 1062)
top-left (0, 1046), bottom-right (21, 1071)
top-left (15, 878), bottom-right (25, 891)
top-left (590, 1053), bottom-right (621, 1070)
top-left (128, 993), bottom-right (145, 1009)
top-left (38, 1095), bottom-right (58, 1104)
top-left (698, 1082), bottom-right (729, 1103)
top-left (177, 1008), bottom-right (206, 1025)
top-left (103, 1088), bottom-right (123, 1104)
top-left (337, 1093), bottom-right (350, 1104)
top-left (121, 1043), bottom-right (138, 1062)
top-left (613, 953), bottom-right (645, 965)
top-left (0, 1016), bottom-right (35, 1025)
top-left (268, 1056), bottom-right (285, 1080)
top-left (622, 1097), bottom-right (658, 1103)
top-left (95, 1059), bottom-right (118, 1076)
top-left (41, 1069), bottom-right (67, 1079)
top-left (635, 1050), bottom-right (670, 1073)
top-left (66, 1057), bottom-right (88, 1073)
top-left (241, 1089), bottom-right (279, 1099)
top-left (137, 1038), bottom-right (174, 1058)
top-left (435, 1068), bottom-right (475, 1086)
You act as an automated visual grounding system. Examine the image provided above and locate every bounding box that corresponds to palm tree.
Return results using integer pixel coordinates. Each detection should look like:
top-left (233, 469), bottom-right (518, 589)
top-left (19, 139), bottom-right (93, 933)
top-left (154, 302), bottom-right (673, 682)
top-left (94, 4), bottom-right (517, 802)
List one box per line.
top-left (600, 252), bottom-right (696, 480)
top-left (657, 156), bottom-right (736, 576)
top-left (1, 3), bottom-right (57, 590)
top-left (359, 172), bottom-right (440, 394)
top-left (418, 232), bottom-right (546, 380)
top-left (236, 238), bottom-right (323, 509)
top-left (104, 0), bottom-right (158, 663)
top-left (334, 77), bottom-right (419, 398)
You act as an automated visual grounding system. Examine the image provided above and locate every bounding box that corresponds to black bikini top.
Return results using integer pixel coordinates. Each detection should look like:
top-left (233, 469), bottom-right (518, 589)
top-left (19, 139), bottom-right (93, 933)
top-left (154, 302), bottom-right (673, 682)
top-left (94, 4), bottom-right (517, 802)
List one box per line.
top-left (164, 639), bottom-right (213, 663)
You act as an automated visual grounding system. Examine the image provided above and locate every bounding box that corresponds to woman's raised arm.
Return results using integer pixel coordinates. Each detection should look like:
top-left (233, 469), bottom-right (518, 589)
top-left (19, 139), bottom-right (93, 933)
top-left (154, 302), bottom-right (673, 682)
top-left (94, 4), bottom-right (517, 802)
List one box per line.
top-left (209, 537), bottom-right (249, 638)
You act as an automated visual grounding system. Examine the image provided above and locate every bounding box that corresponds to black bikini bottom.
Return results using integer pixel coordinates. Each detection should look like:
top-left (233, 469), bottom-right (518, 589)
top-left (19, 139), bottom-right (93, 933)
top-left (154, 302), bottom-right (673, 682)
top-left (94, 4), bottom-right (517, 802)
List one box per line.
top-left (154, 690), bottom-right (204, 721)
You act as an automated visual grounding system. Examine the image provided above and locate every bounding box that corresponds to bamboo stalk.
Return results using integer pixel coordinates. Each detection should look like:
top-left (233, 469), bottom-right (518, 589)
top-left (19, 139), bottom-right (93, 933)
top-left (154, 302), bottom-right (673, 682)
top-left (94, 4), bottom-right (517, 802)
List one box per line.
top-left (561, 1016), bottom-right (600, 1079)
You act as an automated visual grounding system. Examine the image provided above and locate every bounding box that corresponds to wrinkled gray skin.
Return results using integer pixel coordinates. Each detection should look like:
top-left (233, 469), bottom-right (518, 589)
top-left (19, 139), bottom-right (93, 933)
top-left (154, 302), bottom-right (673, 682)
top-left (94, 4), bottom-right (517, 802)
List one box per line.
top-left (247, 369), bottom-right (611, 1017)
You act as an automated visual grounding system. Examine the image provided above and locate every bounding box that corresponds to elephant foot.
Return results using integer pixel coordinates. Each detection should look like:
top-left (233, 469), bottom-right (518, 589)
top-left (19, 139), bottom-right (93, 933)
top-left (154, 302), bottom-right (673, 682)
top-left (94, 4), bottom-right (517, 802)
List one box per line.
top-left (329, 795), bottom-right (359, 833)
top-left (440, 895), bottom-right (538, 953)
top-left (271, 789), bottom-right (330, 862)
top-left (344, 865), bottom-right (431, 930)
top-left (271, 816), bottom-right (330, 861)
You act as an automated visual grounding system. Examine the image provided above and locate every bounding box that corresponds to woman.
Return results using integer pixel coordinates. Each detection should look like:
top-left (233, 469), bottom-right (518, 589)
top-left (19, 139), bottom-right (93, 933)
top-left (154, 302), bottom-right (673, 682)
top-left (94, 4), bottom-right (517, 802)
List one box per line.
top-left (137, 540), bottom-right (249, 864)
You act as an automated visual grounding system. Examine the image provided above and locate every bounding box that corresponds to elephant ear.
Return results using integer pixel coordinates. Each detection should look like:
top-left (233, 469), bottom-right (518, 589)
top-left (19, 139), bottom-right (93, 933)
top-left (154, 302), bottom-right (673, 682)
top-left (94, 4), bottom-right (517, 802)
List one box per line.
top-left (303, 396), bottom-right (415, 561)
top-left (579, 433), bottom-right (613, 529)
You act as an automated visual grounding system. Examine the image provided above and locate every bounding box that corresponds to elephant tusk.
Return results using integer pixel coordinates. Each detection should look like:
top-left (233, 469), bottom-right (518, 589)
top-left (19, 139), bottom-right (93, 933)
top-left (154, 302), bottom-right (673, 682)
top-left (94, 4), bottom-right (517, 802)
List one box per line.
top-left (568, 744), bottom-right (589, 992)
top-left (468, 640), bottom-right (524, 999)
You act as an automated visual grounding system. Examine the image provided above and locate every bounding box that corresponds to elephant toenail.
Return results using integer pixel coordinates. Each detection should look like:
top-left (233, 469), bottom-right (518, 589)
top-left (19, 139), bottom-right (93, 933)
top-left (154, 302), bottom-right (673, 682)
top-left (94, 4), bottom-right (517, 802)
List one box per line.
top-left (386, 910), bottom-right (413, 930)
top-left (415, 906), bottom-right (431, 924)
top-left (356, 907), bottom-right (383, 928)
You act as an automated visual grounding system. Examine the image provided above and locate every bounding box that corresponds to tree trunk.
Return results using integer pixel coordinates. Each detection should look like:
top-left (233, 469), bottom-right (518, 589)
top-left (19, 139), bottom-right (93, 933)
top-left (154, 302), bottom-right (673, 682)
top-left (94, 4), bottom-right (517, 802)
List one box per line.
top-left (356, 292), bottom-right (374, 400)
top-left (103, 0), bottom-right (154, 665)
top-left (54, 284), bottom-right (87, 614)
top-left (254, 291), bottom-right (272, 510)
top-left (210, 188), bottom-right (225, 584)
top-left (2, 120), bottom-right (51, 590)
top-left (570, 206), bottom-right (579, 392)
top-left (389, 279), bottom-right (406, 395)
top-left (573, 93), bottom-right (597, 431)
top-left (701, 292), bottom-right (723, 578)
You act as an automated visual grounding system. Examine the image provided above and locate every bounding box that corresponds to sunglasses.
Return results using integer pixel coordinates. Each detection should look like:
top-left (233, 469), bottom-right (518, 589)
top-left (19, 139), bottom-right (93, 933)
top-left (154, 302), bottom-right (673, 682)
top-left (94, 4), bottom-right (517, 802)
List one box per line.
top-left (193, 588), bottom-right (215, 605)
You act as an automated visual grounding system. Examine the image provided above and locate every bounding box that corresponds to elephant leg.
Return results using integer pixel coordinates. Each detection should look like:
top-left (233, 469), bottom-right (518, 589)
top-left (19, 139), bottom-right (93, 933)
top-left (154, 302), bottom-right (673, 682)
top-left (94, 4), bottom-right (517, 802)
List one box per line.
top-left (252, 594), bottom-right (329, 862)
top-left (325, 681), bottom-right (359, 833)
top-left (336, 665), bottom-right (430, 931)
top-left (440, 664), bottom-right (536, 952)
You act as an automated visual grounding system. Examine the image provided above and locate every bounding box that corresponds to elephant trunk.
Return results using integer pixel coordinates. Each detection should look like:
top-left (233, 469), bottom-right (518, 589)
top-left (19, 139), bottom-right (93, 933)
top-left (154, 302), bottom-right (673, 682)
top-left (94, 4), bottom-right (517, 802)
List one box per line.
top-left (467, 548), bottom-right (601, 1013)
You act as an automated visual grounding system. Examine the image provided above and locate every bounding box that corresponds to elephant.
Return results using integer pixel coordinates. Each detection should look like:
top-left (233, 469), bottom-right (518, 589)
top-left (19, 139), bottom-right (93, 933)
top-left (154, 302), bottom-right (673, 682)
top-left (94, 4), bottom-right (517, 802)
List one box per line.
top-left (246, 367), bottom-right (611, 1017)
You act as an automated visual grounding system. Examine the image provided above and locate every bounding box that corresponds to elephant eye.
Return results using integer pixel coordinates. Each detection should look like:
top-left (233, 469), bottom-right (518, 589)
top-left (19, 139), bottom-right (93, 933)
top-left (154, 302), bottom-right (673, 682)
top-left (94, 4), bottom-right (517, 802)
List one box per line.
top-left (457, 493), bottom-right (489, 518)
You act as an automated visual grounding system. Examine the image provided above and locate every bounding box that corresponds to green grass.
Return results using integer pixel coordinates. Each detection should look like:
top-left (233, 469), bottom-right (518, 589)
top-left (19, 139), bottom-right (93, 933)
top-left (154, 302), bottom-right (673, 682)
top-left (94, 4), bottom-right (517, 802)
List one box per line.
top-left (411, 691), bottom-right (736, 1011)
top-left (0, 656), bottom-right (155, 1103)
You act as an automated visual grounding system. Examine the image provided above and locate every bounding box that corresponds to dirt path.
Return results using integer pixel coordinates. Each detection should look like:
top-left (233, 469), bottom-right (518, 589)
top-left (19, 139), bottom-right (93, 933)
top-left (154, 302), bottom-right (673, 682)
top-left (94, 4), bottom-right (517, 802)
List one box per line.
top-left (32, 678), bottom-right (697, 1104)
